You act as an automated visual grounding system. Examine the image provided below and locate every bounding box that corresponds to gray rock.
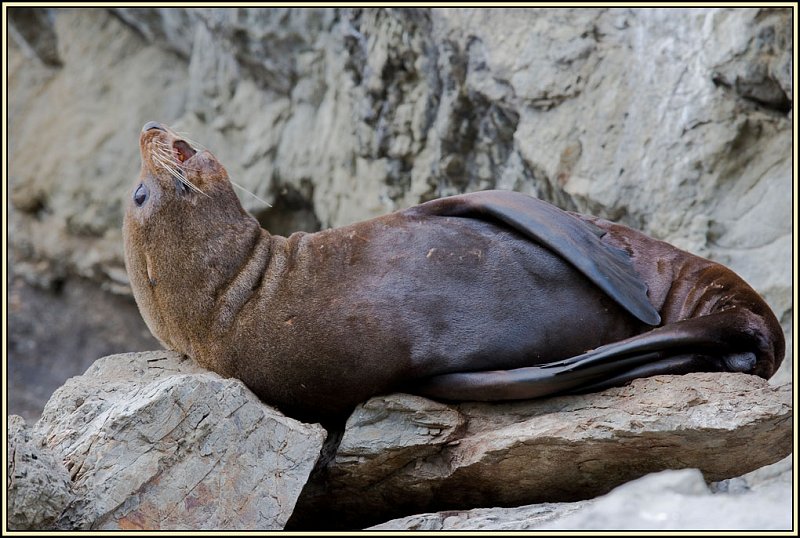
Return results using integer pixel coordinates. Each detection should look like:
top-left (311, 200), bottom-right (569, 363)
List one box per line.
top-left (369, 501), bottom-right (594, 531)
top-left (539, 464), bottom-right (792, 530)
top-left (293, 373), bottom-right (792, 528)
top-left (22, 351), bottom-right (327, 530)
top-left (8, 276), bottom-right (159, 423)
top-left (334, 394), bottom-right (464, 472)
top-left (9, 8), bottom-right (189, 296)
top-left (7, 415), bottom-right (75, 530)
top-left (112, 8), bottom-right (198, 60)
top-left (8, 8), bottom-right (792, 304)
top-left (711, 453), bottom-right (792, 494)
top-left (709, 8), bottom-right (792, 112)
top-left (7, 8), bottom-right (62, 66)
top-left (372, 457), bottom-right (793, 530)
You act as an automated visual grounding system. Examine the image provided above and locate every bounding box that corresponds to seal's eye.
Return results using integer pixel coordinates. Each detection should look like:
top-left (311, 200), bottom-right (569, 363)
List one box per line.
top-left (134, 183), bottom-right (149, 206)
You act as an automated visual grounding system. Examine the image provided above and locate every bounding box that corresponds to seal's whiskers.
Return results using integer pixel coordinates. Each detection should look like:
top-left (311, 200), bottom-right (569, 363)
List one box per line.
top-left (152, 136), bottom-right (269, 205)
top-left (230, 180), bottom-right (272, 208)
top-left (157, 137), bottom-right (269, 207)
top-left (151, 146), bottom-right (209, 198)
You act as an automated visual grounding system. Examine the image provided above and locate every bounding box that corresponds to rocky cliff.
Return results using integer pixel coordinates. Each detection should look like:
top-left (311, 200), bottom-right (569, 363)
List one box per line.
top-left (7, 7), bottom-right (794, 530)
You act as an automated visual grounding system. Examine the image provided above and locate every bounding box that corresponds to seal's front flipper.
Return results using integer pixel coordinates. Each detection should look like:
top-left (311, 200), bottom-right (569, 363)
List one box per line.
top-left (413, 190), bottom-right (660, 326)
top-left (412, 311), bottom-right (763, 402)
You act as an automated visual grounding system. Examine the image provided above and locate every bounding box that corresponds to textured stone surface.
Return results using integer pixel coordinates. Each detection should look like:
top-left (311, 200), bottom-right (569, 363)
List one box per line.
top-left (8, 7), bottom-right (62, 66)
top-left (7, 415), bottom-right (75, 531)
top-left (293, 373), bottom-right (792, 529)
top-left (16, 352), bottom-right (327, 530)
top-left (7, 354), bottom-right (793, 531)
top-left (539, 462), bottom-right (793, 530)
top-left (9, 9), bottom-right (189, 295)
top-left (371, 456), bottom-right (793, 531)
top-left (712, 450), bottom-right (793, 494)
top-left (369, 501), bottom-right (594, 531)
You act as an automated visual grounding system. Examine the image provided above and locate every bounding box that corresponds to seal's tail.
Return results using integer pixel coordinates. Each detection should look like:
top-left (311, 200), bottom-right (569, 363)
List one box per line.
top-left (412, 308), bottom-right (782, 402)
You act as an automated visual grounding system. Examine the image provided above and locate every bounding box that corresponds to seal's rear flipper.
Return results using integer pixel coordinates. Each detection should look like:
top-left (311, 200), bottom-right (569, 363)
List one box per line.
top-left (412, 311), bottom-right (764, 402)
top-left (413, 190), bottom-right (661, 326)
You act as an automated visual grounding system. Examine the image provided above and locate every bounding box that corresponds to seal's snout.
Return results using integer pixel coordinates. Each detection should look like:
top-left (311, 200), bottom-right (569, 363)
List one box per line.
top-left (142, 121), bottom-right (166, 133)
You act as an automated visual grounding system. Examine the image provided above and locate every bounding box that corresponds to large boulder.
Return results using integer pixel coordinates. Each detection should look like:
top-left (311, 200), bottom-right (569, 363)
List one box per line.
top-left (292, 372), bottom-right (792, 528)
top-left (8, 352), bottom-right (327, 530)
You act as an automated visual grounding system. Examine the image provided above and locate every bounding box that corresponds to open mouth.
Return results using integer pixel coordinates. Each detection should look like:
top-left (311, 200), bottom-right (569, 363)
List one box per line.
top-left (173, 139), bottom-right (197, 164)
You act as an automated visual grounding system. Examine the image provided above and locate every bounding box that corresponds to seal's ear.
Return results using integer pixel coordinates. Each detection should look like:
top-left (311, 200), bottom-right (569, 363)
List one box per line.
top-left (413, 190), bottom-right (661, 326)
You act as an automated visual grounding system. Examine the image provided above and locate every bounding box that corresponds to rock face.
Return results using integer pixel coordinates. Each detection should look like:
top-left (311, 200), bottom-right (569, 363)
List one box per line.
top-left (7, 8), bottom-right (793, 401)
top-left (291, 373), bottom-right (792, 529)
top-left (6, 7), bottom-right (795, 530)
top-left (371, 456), bottom-right (793, 530)
top-left (8, 352), bottom-right (327, 531)
top-left (7, 415), bottom-right (75, 530)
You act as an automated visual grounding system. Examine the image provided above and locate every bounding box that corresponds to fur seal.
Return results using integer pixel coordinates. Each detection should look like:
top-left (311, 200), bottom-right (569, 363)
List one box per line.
top-left (124, 121), bottom-right (785, 422)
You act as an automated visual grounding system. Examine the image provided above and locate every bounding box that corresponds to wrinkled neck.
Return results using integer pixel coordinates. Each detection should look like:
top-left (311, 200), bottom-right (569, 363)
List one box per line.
top-left (144, 210), bottom-right (263, 353)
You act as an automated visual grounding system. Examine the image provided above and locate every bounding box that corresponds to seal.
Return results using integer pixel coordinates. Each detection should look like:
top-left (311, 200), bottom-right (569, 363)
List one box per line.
top-left (124, 121), bottom-right (785, 422)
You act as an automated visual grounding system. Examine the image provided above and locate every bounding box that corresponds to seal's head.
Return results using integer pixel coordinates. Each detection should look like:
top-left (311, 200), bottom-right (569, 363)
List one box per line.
top-left (123, 121), bottom-right (260, 359)
top-left (130, 121), bottom-right (244, 223)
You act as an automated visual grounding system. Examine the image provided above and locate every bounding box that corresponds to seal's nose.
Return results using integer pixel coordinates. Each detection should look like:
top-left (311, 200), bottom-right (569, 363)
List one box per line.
top-left (142, 121), bottom-right (166, 133)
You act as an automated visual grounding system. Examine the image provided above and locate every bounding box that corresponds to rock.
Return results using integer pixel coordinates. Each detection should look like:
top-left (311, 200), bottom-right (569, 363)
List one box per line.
top-left (291, 373), bottom-right (792, 529)
top-left (112, 8), bottom-right (198, 60)
top-left (19, 351), bottom-right (327, 530)
top-left (333, 394), bottom-right (465, 473)
top-left (538, 464), bottom-right (793, 530)
top-left (7, 8), bottom-right (62, 66)
top-left (712, 452), bottom-right (792, 494)
top-left (7, 415), bottom-right (75, 530)
top-left (371, 456), bottom-right (793, 530)
top-left (709, 8), bottom-right (792, 113)
top-left (8, 7), bottom-right (792, 295)
top-left (9, 8), bottom-right (189, 296)
top-left (369, 501), bottom-right (594, 531)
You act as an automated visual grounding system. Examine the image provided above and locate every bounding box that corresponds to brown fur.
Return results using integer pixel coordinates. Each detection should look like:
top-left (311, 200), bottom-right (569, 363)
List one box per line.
top-left (124, 124), bottom-right (785, 422)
